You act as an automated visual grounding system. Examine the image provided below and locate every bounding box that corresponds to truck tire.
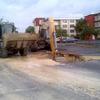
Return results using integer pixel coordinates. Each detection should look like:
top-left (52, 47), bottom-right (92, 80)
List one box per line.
top-left (13, 50), bottom-right (18, 55)
top-left (45, 43), bottom-right (51, 50)
top-left (1, 49), bottom-right (8, 58)
top-left (30, 42), bottom-right (38, 52)
top-left (19, 48), bottom-right (28, 56)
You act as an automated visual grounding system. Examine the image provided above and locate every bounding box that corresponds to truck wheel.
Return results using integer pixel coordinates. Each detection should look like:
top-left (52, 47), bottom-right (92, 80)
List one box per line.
top-left (13, 50), bottom-right (18, 55)
top-left (45, 43), bottom-right (51, 50)
top-left (31, 47), bottom-right (37, 52)
top-left (30, 42), bottom-right (38, 52)
top-left (1, 49), bottom-right (8, 58)
top-left (19, 48), bottom-right (28, 56)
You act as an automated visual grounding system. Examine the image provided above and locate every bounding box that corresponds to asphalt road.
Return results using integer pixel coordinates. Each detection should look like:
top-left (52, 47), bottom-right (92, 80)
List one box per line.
top-left (58, 40), bottom-right (100, 56)
top-left (57, 60), bottom-right (100, 80)
top-left (0, 58), bottom-right (100, 100)
top-left (0, 65), bottom-right (98, 100)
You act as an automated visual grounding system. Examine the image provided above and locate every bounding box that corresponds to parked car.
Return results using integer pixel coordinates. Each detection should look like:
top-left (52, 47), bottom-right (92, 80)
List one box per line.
top-left (62, 37), bottom-right (79, 43)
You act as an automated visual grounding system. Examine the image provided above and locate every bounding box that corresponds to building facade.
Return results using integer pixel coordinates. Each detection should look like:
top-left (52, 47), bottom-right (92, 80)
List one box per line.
top-left (94, 13), bottom-right (100, 30)
top-left (54, 18), bottom-right (78, 36)
top-left (33, 17), bottom-right (79, 36)
top-left (85, 14), bottom-right (95, 27)
top-left (85, 12), bottom-right (100, 30)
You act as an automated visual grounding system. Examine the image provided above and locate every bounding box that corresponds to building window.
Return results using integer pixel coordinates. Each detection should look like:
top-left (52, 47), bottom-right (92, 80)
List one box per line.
top-left (70, 24), bottom-right (74, 28)
top-left (63, 20), bottom-right (67, 23)
top-left (95, 23), bottom-right (97, 27)
top-left (55, 25), bottom-right (60, 29)
top-left (97, 15), bottom-right (100, 21)
top-left (97, 22), bottom-right (100, 27)
top-left (63, 25), bottom-right (67, 28)
top-left (62, 29), bottom-right (67, 33)
top-left (70, 20), bottom-right (74, 23)
top-left (95, 14), bottom-right (100, 21)
top-left (95, 16), bottom-right (98, 21)
top-left (70, 30), bottom-right (75, 33)
top-left (95, 22), bottom-right (100, 27)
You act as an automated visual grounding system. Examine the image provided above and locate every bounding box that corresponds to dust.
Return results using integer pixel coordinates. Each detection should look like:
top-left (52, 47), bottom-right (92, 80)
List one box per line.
top-left (1, 51), bottom-right (100, 98)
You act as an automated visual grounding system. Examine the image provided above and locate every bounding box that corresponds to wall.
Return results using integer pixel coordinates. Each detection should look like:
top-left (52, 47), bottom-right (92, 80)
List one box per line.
top-left (85, 15), bottom-right (95, 27)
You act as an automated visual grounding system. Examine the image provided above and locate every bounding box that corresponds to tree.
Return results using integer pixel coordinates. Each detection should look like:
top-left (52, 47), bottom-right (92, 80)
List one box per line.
top-left (94, 29), bottom-right (100, 39)
top-left (56, 29), bottom-right (61, 37)
top-left (56, 29), bottom-right (67, 37)
top-left (0, 18), bottom-right (17, 33)
top-left (75, 18), bottom-right (86, 33)
top-left (75, 18), bottom-right (99, 40)
top-left (12, 24), bottom-right (17, 32)
top-left (25, 26), bottom-right (34, 33)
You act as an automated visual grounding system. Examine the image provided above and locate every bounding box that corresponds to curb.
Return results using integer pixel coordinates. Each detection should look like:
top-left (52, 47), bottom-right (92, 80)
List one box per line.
top-left (82, 56), bottom-right (100, 61)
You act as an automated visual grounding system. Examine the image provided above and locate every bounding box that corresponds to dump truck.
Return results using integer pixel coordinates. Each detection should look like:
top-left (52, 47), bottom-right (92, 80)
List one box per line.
top-left (0, 23), bottom-right (50, 57)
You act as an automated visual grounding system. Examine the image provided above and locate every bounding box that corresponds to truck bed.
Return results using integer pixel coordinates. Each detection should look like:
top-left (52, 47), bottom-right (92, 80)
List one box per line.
top-left (2, 33), bottom-right (38, 41)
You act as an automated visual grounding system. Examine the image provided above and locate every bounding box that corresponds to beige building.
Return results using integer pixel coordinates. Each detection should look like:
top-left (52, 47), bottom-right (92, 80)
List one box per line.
top-left (54, 18), bottom-right (79, 36)
top-left (33, 17), bottom-right (79, 36)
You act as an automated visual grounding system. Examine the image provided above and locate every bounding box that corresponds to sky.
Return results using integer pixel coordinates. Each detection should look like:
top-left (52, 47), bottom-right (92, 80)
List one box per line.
top-left (0, 0), bottom-right (100, 32)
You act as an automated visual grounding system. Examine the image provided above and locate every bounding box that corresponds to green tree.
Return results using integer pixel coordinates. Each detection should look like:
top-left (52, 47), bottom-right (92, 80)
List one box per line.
top-left (0, 18), bottom-right (17, 33)
top-left (75, 18), bottom-right (100, 40)
top-left (75, 18), bottom-right (86, 33)
top-left (56, 29), bottom-right (67, 37)
top-left (80, 26), bottom-right (93, 40)
top-left (25, 26), bottom-right (34, 33)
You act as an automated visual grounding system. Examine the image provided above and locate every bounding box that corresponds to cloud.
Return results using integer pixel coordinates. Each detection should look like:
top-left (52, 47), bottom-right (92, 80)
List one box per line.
top-left (0, 0), bottom-right (100, 32)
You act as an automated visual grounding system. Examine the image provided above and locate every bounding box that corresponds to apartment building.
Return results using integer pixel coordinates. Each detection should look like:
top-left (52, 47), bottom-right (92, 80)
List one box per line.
top-left (54, 18), bottom-right (79, 36)
top-left (85, 12), bottom-right (100, 30)
top-left (94, 13), bottom-right (100, 30)
top-left (33, 17), bottom-right (79, 36)
top-left (85, 14), bottom-right (95, 27)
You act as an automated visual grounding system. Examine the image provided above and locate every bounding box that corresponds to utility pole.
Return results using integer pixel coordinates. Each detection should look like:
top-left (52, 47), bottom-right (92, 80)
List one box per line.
top-left (48, 18), bottom-right (56, 60)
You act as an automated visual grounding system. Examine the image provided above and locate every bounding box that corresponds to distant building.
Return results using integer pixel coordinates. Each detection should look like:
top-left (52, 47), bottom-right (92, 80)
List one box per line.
top-left (54, 19), bottom-right (60, 30)
top-left (54, 18), bottom-right (79, 36)
top-left (85, 12), bottom-right (100, 30)
top-left (33, 17), bottom-right (49, 38)
top-left (33, 18), bottom-right (46, 26)
top-left (94, 13), bottom-right (100, 30)
top-left (33, 18), bottom-right (49, 34)
top-left (33, 18), bottom-right (46, 34)
top-left (85, 14), bottom-right (95, 27)
top-left (33, 17), bottom-right (79, 36)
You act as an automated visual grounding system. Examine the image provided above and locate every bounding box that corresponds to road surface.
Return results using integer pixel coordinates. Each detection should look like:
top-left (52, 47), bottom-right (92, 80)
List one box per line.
top-left (0, 51), bottom-right (100, 100)
top-left (61, 40), bottom-right (100, 54)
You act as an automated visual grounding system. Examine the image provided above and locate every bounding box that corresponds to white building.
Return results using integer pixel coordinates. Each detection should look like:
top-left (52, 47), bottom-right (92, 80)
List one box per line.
top-left (33, 17), bottom-right (79, 36)
top-left (54, 18), bottom-right (79, 36)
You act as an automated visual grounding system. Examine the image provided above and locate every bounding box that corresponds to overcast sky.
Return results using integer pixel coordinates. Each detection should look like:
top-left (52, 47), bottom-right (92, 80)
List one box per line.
top-left (0, 0), bottom-right (100, 32)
